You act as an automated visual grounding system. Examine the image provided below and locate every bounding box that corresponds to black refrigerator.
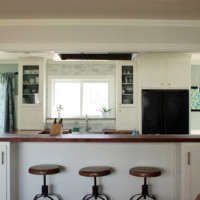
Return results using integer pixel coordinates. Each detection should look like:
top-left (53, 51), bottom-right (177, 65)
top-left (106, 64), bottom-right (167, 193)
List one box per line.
top-left (142, 89), bottom-right (189, 134)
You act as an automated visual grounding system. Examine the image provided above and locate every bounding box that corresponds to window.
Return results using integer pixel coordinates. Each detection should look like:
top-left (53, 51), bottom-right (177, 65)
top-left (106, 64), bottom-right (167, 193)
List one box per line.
top-left (48, 76), bottom-right (115, 118)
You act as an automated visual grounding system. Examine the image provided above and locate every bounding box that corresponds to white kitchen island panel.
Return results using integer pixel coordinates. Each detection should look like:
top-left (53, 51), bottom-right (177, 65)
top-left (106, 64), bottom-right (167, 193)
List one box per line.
top-left (17, 142), bottom-right (179, 200)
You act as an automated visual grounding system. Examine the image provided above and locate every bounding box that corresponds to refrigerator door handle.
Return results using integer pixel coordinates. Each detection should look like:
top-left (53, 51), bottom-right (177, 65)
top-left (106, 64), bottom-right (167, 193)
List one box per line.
top-left (161, 114), bottom-right (163, 134)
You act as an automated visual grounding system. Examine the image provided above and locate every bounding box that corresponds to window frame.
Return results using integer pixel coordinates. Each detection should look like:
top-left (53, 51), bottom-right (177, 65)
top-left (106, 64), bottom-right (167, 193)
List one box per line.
top-left (47, 75), bottom-right (115, 118)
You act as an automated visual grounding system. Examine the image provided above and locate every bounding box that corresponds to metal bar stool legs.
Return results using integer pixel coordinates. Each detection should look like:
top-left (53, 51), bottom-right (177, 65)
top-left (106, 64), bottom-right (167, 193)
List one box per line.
top-left (82, 176), bottom-right (109, 200)
top-left (130, 177), bottom-right (156, 200)
top-left (33, 174), bottom-right (61, 200)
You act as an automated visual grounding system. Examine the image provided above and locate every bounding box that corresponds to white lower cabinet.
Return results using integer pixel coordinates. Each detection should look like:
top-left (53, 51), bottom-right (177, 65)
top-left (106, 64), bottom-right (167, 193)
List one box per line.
top-left (0, 144), bottom-right (7, 200)
top-left (116, 107), bottom-right (137, 130)
top-left (181, 143), bottom-right (200, 200)
top-left (0, 142), bottom-right (17, 200)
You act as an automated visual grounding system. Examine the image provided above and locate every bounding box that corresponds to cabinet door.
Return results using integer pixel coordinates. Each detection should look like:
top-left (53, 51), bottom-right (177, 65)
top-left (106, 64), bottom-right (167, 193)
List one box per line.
top-left (116, 107), bottom-right (137, 130)
top-left (181, 144), bottom-right (200, 200)
top-left (18, 107), bottom-right (44, 130)
top-left (22, 65), bottom-right (40, 104)
top-left (18, 58), bottom-right (45, 106)
top-left (142, 90), bottom-right (162, 134)
top-left (0, 145), bottom-right (7, 200)
top-left (167, 60), bottom-right (190, 88)
top-left (140, 60), bottom-right (166, 88)
top-left (117, 61), bottom-right (136, 107)
top-left (18, 58), bottom-right (46, 130)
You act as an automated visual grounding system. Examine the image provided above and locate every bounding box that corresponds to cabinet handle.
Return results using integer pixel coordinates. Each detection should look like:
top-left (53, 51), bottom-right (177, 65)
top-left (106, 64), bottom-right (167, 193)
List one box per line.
top-left (187, 152), bottom-right (190, 165)
top-left (1, 151), bottom-right (4, 165)
top-left (161, 83), bottom-right (163, 85)
top-left (168, 83), bottom-right (171, 85)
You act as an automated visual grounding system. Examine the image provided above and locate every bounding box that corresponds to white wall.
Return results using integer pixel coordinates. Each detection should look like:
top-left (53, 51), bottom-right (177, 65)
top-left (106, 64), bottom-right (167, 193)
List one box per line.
top-left (191, 65), bottom-right (200, 130)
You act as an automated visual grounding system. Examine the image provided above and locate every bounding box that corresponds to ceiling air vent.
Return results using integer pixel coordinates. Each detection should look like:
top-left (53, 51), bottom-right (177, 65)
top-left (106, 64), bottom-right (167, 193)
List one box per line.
top-left (59, 53), bottom-right (133, 60)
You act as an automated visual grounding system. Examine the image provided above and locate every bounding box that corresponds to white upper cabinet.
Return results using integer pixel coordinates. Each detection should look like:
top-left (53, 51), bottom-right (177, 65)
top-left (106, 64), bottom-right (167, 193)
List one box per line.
top-left (116, 61), bottom-right (137, 108)
top-left (140, 59), bottom-right (166, 88)
top-left (139, 53), bottom-right (191, 89)
top-left (18, 57), bottom-right (46, 130)
top-left (167, 59), bottom-right (190, 88)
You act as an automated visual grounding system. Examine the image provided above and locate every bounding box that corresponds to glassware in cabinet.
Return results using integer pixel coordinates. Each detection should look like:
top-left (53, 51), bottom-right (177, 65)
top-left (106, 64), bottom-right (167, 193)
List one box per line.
top-left (22, 65), bottom-right (39, 104)
top-left (121, 65), bottom-right (134, 105)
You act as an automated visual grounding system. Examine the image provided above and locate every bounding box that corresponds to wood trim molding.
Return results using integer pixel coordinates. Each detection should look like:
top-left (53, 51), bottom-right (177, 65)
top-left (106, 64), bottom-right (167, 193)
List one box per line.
top-left (1, 43), bottom-right (200, 53)
top-left (0, 19), bottom-right (200, 27)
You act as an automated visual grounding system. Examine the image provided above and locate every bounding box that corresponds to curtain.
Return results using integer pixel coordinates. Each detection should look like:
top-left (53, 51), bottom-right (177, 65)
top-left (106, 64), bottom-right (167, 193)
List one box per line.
top-left (0, 73), bottom-right (16, 132)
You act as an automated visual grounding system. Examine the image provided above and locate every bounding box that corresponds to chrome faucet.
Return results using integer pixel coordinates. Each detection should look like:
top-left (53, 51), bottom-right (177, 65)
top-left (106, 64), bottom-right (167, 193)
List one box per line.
top-left (85, 114), bottom-right (91, 132)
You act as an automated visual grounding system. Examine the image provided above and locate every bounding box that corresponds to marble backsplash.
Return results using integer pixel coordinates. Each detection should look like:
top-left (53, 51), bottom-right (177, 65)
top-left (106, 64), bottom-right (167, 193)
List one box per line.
top-left (47, 62), bottom-right (116, 76)
top-left (46, 119), bottom-right (116, 133)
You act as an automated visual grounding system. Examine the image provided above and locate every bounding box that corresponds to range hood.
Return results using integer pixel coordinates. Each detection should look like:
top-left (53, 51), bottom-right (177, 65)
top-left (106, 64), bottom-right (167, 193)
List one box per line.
top-left (59, 53), bottom-right (136, 60)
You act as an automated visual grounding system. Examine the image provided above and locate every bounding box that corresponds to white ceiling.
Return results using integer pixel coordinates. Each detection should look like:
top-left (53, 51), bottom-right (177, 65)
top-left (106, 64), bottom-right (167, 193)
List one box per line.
top-left (0, 0), bottom-right (200, 20)
top-left (0, 0), bottom-right (200, 60)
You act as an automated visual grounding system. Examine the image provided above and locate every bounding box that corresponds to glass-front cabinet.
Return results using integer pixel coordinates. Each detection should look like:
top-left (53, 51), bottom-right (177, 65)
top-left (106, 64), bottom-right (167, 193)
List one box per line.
top-left (22, 65), bottom-right (39, 104)
top-left (121, 65), bottom-right (134, 105)
top-left (18, 57), bottom-right (46, 130)
top-left (116, 61), bottom-right (137, 130)
top-left (117, 61), bottom-right (135, 107)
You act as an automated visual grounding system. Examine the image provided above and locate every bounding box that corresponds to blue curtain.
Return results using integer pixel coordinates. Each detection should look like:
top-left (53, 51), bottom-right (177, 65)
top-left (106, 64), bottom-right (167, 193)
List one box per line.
top-left (0, 73), bottom-right (16, 132)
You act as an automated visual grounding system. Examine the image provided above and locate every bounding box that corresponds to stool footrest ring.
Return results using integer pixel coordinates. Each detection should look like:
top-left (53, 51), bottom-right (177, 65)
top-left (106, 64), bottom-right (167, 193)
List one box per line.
top-left (130, 193), bottom-right (156, 200)
top-left (33, 193), bottom-right (61, 200)
top-left (83, 193), bottom-right (109, 200)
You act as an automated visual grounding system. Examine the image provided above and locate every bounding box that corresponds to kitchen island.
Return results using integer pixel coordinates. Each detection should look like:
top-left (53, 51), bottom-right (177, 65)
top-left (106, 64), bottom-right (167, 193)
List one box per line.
top-left (1, 132), bottom-right (200, 200)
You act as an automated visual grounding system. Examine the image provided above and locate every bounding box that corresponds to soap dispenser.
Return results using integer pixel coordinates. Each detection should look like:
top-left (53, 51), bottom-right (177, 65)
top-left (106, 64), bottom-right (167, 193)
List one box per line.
top-left (132, 129), bottom-right (137, 135)
top-left (73, 120), bottom-right (80, 132)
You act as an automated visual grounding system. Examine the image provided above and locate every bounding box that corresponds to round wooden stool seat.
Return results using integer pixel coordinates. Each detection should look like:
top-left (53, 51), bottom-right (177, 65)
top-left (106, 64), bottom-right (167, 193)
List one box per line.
top-left (79, 166), bottom-right (112, 177)
top-left (129, 166), bottom-right (161, 178)
top-left (29, 164), bottom-right (62, 175)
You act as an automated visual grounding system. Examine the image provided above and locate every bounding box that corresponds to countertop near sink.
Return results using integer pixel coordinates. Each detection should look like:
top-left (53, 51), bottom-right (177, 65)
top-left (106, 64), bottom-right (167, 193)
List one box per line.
top-left (1, 130), bottom-right (200, 142)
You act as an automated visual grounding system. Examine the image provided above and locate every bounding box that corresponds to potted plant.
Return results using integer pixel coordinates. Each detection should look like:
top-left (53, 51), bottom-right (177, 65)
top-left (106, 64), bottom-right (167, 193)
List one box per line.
top-left (98, 106), bottom-right (112, 118)
top-left (56, 104), bottom-right (63, 118)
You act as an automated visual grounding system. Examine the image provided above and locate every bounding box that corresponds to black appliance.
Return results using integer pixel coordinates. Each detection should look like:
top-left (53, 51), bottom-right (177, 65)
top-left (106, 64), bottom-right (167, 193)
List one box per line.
top-left (142, 89), bottom-right (189, 134)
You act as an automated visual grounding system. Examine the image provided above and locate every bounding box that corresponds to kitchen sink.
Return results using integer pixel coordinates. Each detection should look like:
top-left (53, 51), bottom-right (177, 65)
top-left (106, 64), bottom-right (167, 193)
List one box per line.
top-left (38, 130), bottom-right (71, 134)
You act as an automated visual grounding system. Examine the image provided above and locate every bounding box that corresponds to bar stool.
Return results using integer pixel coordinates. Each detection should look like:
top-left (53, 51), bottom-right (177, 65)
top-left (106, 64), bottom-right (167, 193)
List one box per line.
top-left (129, 166), bottom-right (161, 200)
top-left (79, 166), bottom-right (112, 200)
top-left (29, 164), bottom-right (63, 200)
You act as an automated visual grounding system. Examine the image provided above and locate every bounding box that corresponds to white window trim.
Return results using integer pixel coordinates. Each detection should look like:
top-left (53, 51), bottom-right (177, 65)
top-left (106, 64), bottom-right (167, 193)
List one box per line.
top-left (47, 75), bottom-right (115, 118)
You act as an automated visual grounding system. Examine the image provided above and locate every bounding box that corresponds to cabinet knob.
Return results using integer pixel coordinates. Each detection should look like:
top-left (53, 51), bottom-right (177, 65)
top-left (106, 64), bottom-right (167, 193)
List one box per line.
top-left (161, 83), bottom-right (164, 85)
top-left (168, 83), bottom-right (171, 85)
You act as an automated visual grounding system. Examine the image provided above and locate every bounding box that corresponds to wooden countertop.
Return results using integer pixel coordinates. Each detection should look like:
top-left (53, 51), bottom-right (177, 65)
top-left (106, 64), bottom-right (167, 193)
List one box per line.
top-left (1, 131), bottom-right (200, 142)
